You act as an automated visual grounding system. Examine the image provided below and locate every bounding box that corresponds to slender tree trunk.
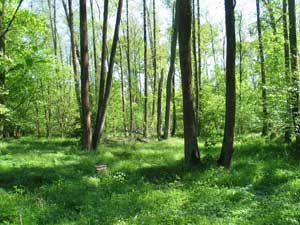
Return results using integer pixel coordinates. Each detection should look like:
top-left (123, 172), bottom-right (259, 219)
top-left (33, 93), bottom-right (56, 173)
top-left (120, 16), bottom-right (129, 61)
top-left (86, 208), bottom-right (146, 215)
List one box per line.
top-left (192, 0), bottom-right (199, 136)
top-left (0, 0), bottom-right (6, 138)
top-left (99, 0), bottom-right (108, 109)
top-left (143, 0), bottom-right (148, 138)
top-left (62, 0), bottom-right (82, 121)
top-left (151, 0), bottom-right (157, 118)
top-left (80, 0), bottom-right (92, 150)
top-left (178, 0), bottom-right (200, 166)
top-left (163, 1), bottom-right (178, 139)
top-left (256, 0), bottom-right (268, 136)
top-left (120, 45), bottom-right (127, 137)
top-left (90, 0), bottom-right (99, 98)
top-left (196, 0), bottom-right (202, 137)
top-left (238, 12), bottom-right (243, 134)
top-left (92, 0), bottom-right (123, 149)
top-left (288, 0), bottom-right (300, 146)
top-left (171, 74), bottom-right (177, 137)
top-left (218, 0), bottom-right (236, 168)
top-left (283, 0), bottom-right (292, 143)
top-left (126, 0), bottom-right (134, 136)
top-left (157, 69), bottom-right (164, 139)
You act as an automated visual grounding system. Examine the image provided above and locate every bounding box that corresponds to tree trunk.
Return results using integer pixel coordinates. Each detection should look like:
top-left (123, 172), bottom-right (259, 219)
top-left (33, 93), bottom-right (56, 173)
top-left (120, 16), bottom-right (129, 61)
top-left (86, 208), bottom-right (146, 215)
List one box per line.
top-left (126, 0), bottom-right (134, 136)
top-left (90, 0), bottom-right (99, 99)
top-left (157, 69), bottom-right (164, 139)
top-left (120, 45), bottom-right (127, 137)
top-left (196, 0), bottom-right (202, 137)
top-left (218, 0), bottom-right (236, 168)
top-left (143, 0), bottom-right (148, 138)
top-left (92, 0), bottom-right (123, 149)
top-left (282, 0), bottom-right (292, 143)
top-left (171, 74), bottom-right (177, 137)
top-left (62, 0), bottom-right (82, 121)
top-left (151, 0), bottom-right (157, 118)
top-left (288, 0), bottom-right (300, 146)
top-left (178, 0), bottom-right (200, 166)
top-left (192, 0), bottom-right (199, 136)
top-left (256, 0), bottom-right (268, 136)
top-left (163, 1), bottom-right (178, 139)
top-left (0, 0), bottom-right (6, 138)
top-left (80, 0), bottom-right (92, 150)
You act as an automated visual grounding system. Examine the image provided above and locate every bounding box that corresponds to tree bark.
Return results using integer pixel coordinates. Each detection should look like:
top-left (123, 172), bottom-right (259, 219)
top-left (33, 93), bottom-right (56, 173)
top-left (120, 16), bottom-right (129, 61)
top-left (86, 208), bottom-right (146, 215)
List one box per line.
top-left (178, 0), bottom-right (200, 166)
top-left (80, 0), bottom-right (92, 150)
top-left (218, 0), bottom-right (236, 168)
top-left (119, 45), bottom-right (127, 137)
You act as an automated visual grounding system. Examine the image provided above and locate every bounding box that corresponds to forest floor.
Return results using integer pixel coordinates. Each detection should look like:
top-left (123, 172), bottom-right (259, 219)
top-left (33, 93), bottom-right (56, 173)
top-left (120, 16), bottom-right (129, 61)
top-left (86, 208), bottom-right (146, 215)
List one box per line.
top-left (0, 136), bottom-right (300, 224)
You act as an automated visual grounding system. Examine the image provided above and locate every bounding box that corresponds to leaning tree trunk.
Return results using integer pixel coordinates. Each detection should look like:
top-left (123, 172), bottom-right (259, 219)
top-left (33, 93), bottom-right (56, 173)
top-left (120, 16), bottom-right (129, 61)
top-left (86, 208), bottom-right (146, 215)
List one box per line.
top-left (218, 0), bottom-right (236, 168)
top-left (178, 0), bottom-right (200, 166)
top-left (0, 0), bottom-right (6, 138)
top-left (288, 0), bottom-right (300, 146)
top-left (163, 1), bottom-right (178, 139)
top-left (256, 0), bottom-right (268, 136)
top-left (79, 0), bottom-right (92, 150)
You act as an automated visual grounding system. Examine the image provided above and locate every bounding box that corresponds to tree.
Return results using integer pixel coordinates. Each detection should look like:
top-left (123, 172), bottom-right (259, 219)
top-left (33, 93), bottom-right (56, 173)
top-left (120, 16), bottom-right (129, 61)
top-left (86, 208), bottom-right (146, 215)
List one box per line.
top-left (143, 0), bottom-right (148, 138)
top-left (157, 69), bottom-right (164, 139)
top-left (79, 0), bottom-right (92, 150)
top-left (256, 0), bottom-right (268, 136)
top-left (218, 0), bottom-right (236, 168)
top-left (178, 0), bottom-right (200, 166)
top-left (288, 0), bottom-right (300, 146)
top-left (164, 1), bottom-right (178, 139)
top-left (92, 0), bottom-right (123, 149)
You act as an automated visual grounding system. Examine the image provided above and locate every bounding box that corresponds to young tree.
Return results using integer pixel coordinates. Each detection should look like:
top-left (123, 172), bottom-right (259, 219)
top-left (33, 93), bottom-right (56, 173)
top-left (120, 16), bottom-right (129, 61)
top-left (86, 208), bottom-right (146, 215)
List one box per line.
top-left (143, 0), bottom-right (148, 138)
top-left (218, 0), bottom-right (236, 168)
top-left (178, 0), bottom-right (200, 166)
top-left (256, 0), bottom-right (268, 136)
top-left (79, 0), bottom-right (92, 150)
top-left (288, 0), bottom-right (300, 146)
top-left (164, 1), bottom-right (178, 139)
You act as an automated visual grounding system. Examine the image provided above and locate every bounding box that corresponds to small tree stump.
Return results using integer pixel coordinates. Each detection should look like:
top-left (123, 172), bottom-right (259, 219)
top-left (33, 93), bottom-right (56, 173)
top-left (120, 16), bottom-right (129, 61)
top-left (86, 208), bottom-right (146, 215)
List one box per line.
top-left (96, 165), bottom-right (107, 173)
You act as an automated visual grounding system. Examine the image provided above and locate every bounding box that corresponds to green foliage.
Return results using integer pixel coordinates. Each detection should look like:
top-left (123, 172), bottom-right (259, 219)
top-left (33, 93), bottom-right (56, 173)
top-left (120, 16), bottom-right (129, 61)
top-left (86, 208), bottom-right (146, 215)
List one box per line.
top-left (1, 137), bottom-right (300, 224)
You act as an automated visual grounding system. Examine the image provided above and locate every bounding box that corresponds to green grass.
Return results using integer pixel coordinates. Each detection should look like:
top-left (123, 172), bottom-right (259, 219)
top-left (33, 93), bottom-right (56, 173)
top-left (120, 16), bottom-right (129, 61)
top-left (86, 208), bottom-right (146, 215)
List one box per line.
top-left (0, 136), bottom-right (300, 224)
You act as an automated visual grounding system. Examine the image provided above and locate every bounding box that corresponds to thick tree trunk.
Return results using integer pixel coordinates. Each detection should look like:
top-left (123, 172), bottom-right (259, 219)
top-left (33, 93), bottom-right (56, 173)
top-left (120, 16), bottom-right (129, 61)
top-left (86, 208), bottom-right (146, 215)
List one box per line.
top-left (178, 0), bottom-right (200, 166)
top-left (80, 0), bottom-right (92, 150)
top-left (288, 0), bottom-right (300, 146)
top-left (218, 0), bottom-right (236, 168)
top-left (143, 0), bottom-right (148, 138)
top-left (163, 2), bottom-right (178, 139)
top-left (92, 0), bottom-right (123, 149)
top-left (256, 0), bottom-right (268, 136)
top-left (157, 69), bottom-right (164, 139)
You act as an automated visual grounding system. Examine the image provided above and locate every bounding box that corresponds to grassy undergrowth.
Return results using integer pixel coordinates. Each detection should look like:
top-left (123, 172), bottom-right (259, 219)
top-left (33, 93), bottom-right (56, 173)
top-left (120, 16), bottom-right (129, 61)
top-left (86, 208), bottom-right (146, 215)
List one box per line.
top-left (0, 136), bottom-right (300, 224)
